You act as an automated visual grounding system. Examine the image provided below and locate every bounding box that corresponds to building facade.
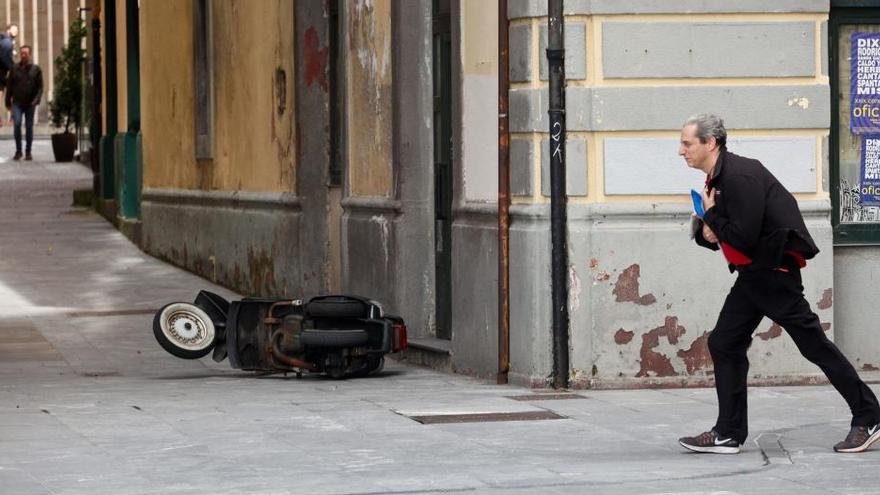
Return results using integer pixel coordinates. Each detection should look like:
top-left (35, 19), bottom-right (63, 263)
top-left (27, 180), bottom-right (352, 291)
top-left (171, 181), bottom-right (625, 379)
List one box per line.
top-left (89, 0), bottom-right (880, 389)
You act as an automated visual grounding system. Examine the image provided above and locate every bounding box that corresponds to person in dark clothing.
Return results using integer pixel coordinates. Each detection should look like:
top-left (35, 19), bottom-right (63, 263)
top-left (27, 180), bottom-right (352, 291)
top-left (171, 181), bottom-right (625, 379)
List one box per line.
top-left (0, 24), bottom-right (18, 126)
top-left (6, 45), bottom-right (42, 160)
top-left (676, 114), bottom-right (880, 454)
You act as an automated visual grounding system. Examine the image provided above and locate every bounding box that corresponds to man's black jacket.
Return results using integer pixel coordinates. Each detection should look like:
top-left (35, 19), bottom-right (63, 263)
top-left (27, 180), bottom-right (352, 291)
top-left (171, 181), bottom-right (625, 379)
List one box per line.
top-left (5, 62), bottom-right (42, 108)
top-left (695, 149), bottom-right (820, 270)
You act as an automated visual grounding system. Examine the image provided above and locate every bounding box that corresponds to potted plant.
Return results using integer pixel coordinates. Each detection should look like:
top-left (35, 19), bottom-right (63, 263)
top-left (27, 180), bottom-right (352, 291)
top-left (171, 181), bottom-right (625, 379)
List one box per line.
top-left (48, 18), bottom-right (86, 162)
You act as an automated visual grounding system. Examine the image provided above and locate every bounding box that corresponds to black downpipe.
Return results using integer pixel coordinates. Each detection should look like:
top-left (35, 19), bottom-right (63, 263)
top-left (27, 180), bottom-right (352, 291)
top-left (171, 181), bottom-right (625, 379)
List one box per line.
top-left (547, 0), bottom-right (569, 389)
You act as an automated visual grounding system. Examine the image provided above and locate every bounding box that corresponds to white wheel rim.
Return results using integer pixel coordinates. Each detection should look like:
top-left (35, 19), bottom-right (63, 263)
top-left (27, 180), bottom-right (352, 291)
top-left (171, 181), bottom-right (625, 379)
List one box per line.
top-left (159, 303), bottom-right (215, 351)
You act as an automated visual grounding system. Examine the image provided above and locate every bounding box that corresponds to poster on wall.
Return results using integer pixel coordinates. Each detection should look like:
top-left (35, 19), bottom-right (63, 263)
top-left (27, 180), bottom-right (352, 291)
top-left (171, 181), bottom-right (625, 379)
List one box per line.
top-left (852, 32), bottom-right (880, 134)
top-left (860, 135), bottom-right (880, 206)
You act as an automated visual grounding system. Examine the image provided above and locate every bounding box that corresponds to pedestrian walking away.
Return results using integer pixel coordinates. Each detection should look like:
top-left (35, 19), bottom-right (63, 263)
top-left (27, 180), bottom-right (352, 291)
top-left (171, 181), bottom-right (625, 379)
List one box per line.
top-left (5, 44), bottom-right (42, 161)
top-left (0, 23), bottom-right (17, 127)
top-left (676, 113), bottom-right (880, 455)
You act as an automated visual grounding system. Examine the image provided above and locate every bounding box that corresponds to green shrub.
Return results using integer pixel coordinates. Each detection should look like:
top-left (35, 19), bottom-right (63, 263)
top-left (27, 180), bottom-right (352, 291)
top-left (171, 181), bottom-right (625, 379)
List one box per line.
top-left (49, 18), bottom-right (86, 133)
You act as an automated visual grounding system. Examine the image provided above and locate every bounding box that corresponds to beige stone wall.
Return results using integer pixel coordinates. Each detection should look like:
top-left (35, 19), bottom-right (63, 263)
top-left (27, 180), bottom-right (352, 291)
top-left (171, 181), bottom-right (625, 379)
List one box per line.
top-left (141, 0), bottom-right (296, 193)
top-left (345, 0), bottom-right (393, 198)
top-left (509, 11), bottom-right (830, 205)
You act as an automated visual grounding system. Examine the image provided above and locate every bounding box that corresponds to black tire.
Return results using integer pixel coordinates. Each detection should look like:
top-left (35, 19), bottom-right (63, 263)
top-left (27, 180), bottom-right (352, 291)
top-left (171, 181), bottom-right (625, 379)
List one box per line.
top-left (306, 296), bottom-right (370, 318)
top-left (153, 302), bottom-right (216, 359)
top-left (300, 329), bottom-right (368, 347)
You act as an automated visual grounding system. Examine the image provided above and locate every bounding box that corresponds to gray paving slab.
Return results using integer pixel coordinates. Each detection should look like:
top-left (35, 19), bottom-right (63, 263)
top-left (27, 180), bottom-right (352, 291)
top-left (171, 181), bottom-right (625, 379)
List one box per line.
top-left (0, 139), bottom-right (879, 494)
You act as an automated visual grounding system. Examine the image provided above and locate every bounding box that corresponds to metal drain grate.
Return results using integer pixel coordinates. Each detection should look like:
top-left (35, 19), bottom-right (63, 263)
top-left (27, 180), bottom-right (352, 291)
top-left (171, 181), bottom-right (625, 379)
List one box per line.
top-left (506, 394), bottom-right (588, 401)
top-left (403, 410), bottom-right (566, 424)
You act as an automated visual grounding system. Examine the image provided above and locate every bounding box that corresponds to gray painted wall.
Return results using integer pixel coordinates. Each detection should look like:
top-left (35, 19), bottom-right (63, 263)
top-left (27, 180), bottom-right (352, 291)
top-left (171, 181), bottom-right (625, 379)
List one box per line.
top-left (141, 190), bottom-right (304, 297)
top-left (295, 2), bottom-right (332, 296)
top-left (833, 248), bottom-right (880, 373)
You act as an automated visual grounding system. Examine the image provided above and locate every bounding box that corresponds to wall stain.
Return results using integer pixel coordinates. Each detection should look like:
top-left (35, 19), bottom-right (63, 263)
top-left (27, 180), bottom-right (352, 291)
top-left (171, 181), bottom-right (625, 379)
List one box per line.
top-left (821, 322), bottom-right (831, 332)
top-left (303, 26), bottom-right (328, 92)
top-left (613, 264), bottom-right (656, 305)
top-left (757, 322), bottom-right (783, 341)
top-left (636, 316), bottom-right (686, 378)
top-left (677, 332), bottom-right (712, 375)
top-left (247, 247), bottom-right (278, 296)
top-left (863, 363), bottom-right (879, 371)
top-left (817, 288), bottom-right (833, 310)
top-left (614, 328), bottom-right (634, 345)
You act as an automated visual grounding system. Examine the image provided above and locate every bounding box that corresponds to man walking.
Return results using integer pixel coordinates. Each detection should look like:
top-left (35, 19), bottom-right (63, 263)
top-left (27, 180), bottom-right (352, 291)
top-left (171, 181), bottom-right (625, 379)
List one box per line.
top-left (5, 44), bottom-right (42, 161)
top-left (677, 114), bottom-right (880, 454)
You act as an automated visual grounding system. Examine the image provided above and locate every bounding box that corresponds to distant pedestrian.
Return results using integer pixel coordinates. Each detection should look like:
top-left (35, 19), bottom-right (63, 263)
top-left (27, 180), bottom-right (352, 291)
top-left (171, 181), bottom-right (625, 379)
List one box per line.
top-left (677, 113), bottom-right (880, 454)
top-left (0, 24), bottom-right (18, 126)
top-left (5, 45), bottom-right (42, 161)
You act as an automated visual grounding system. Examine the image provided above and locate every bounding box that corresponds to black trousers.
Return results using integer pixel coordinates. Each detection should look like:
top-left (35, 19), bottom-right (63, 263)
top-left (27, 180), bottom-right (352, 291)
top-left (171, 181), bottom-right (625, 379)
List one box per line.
top-left (709, 268), bottom-right (880, 444)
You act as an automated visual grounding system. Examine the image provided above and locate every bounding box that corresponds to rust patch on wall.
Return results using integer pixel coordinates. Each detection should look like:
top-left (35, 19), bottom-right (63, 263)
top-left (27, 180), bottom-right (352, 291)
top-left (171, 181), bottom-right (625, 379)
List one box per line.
top-left (636, 316), bottom-right (686, 378)
top-left (303, 26), bottom-right (328, 92)
top-left (612, 264), bottom-right (656, 305)
top-left (863, 363), bottom-right (879, 371)
top-left (248, 247), bottom-right (278, 296)
top-left (817, 288), bottom-right (833, 310)
top-left (757, 323), bottom-right (783, 341)
top-left (821, 322), bottom-right (831, 332)
top-left (677, 331), bottom-right (712, 375)
top-left (614, 328), bottom-right (634, 345)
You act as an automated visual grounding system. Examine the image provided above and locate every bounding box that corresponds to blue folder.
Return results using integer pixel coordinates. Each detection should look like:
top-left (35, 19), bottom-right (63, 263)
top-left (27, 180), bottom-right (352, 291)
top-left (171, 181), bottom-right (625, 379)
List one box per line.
top-left (691, 189), bottom-right (705, 217)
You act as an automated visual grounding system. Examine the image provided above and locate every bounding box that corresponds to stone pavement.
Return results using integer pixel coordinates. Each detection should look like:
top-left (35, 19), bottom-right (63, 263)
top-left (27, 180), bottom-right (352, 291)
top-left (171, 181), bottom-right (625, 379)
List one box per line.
top-left (1, 139), bottom-right (879, 495)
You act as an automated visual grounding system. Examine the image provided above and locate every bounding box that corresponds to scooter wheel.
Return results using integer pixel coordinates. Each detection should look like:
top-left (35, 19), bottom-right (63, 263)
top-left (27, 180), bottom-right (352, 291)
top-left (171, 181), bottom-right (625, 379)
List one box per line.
top-left (153, 302), bottom-right (216, 359)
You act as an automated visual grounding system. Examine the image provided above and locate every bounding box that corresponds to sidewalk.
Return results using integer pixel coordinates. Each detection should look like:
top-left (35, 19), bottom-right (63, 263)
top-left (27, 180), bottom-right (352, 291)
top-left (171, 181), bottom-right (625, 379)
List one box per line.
top-left (1, 139), bottom-right (878, 495)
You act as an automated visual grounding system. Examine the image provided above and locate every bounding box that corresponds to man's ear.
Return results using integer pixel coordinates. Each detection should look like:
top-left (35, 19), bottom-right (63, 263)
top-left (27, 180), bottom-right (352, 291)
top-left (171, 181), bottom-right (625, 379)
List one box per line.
top-left (707, 135), bottom-right (718, 151)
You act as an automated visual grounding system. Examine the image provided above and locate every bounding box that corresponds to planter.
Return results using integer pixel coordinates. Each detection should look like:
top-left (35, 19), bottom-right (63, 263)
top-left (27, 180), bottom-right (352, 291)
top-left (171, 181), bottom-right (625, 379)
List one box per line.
top-left (51, 132), bottom-right (77, 162)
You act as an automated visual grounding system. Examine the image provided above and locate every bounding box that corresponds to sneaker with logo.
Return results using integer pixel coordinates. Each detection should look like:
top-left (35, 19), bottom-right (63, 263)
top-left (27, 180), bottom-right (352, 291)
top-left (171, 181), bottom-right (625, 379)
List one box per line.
top-left (834, 424), bottom-right (880, 453)
top-left (679, 430), bottom-right (741, 454)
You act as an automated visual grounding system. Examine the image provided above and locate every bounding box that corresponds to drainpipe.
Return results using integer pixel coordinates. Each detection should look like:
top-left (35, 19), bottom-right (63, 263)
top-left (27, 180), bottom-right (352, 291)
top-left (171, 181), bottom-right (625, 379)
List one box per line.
top-left (497, 0), bottom-right (510, 385)
top-left (91, 15), bottom-right (102, 196)
top-left (547, 0), bottom-right (569, 389)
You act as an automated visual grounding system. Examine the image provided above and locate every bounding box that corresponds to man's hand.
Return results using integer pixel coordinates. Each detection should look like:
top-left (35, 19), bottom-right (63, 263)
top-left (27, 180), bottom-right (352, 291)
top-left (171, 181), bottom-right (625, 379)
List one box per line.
top-left (702, 223), bottom-right (718, 243)
top-left (701, 186), bottom-right (716, 212)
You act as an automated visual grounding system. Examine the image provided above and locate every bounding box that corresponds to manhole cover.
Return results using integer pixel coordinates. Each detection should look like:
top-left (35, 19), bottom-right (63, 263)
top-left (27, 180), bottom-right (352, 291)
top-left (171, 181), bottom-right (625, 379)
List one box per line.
top-left (402, 410), bottom-right (566, 424)
top-left (506, 394), bottom-right (588, 401)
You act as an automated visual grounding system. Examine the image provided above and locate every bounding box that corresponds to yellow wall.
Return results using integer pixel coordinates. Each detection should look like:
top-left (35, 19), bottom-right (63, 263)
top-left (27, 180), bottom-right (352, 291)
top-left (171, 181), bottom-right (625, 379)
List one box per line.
top-left (141, 0), bottom-right (296, 193)
top-left (346, 0), bottom-right (393, 198)
top-left (115, 0), bottom-right (127, 132)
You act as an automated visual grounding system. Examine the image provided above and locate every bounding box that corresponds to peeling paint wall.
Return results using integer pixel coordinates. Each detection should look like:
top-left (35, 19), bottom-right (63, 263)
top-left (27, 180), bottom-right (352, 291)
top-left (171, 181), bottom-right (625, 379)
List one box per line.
top-left (139, 0), bottom-right (196, 188)
top-left (141, 0), bottom-right (296, 193)
top-left (346, 0), bottom-right (393, 198)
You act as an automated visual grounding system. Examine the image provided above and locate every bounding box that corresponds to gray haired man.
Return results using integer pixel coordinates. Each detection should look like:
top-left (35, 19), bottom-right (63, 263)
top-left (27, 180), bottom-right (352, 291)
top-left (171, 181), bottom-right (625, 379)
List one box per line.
top-left (677, 114), bottom-right (880, 454)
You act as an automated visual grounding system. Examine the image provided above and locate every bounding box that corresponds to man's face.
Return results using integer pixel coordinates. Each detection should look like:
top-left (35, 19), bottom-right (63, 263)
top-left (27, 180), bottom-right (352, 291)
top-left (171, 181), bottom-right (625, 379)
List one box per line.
top-left (679, 124), bottom-right (715, 172)
top-left (19, 47), bottom-right (30, 64)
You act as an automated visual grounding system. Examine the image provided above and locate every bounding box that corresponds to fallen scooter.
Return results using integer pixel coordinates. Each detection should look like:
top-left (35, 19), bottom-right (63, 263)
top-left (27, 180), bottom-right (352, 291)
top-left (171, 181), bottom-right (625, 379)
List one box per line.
top-left (153, 291), bottom-right (407, 378)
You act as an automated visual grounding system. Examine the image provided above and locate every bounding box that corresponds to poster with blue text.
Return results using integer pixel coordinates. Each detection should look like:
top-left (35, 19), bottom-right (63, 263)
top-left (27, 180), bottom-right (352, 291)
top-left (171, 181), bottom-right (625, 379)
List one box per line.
top-left (852, 33), bottom-right (880, 134)
top-left (860, 135), bottom-right (880, 206)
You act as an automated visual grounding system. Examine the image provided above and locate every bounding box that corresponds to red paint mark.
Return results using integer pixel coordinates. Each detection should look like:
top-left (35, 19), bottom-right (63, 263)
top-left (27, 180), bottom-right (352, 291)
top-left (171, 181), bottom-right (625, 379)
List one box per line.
top-left (757, 322), bottom-right (783, 341)
top-left (612, 264), bottom-right (656, 306)
top-left (589, 258), bottom-right (599, 269)
top-left (614, 328), bottom-right (634, 345)
top-left (677, 331), bottom-right (712, 375)
top-left (821, 322), bottom-right (831, 332)
top-left (817, 288), bottom-right (833, 310)
top-left (863, 363), bottom-right (879, 371)
top-left (304, 27), bottom-right (328, 92)
top-left (636, 316), bottom-right (686, 378)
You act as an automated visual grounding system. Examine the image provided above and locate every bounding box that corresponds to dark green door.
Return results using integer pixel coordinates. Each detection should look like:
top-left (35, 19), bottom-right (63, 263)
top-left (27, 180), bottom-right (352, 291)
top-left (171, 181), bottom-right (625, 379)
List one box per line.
top-left (433, 0), bottom-right (452, 340)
